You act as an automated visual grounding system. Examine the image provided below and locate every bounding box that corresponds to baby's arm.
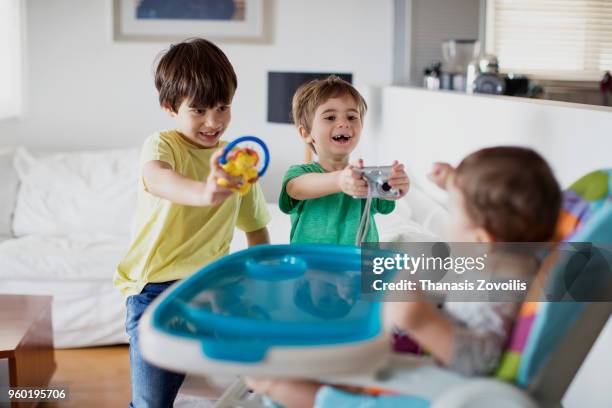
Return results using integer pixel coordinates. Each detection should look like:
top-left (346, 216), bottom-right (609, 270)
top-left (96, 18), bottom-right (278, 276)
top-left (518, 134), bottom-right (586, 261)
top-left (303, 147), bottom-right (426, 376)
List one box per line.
top-left (386, 301), bottom-right (516, 375)
top-left (287, 160), bottom-right (368, 200)
top-left (385, 301), bottom-right (455, 365)
top-left (143, 149), bottom-right (237, 206)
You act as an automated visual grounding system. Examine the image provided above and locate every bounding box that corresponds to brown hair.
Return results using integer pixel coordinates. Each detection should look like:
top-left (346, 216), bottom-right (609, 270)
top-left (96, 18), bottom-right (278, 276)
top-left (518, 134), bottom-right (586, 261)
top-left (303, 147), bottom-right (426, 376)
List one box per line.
top-left (455, 146), bottom-right (561, 242)
top-left (154, 38), bottom-right (237, 112)
top-left (291, 76), bottom-right (367, 150)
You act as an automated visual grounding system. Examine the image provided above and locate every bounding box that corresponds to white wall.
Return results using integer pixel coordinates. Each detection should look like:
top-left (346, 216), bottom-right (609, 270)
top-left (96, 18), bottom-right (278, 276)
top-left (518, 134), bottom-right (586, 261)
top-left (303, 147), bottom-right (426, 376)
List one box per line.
top-left (411, 0), bottom-right (480, 85)
top-left (372, 87), bottom-right (612, 201)
top-left (0, 0), bottom-right (394, 201)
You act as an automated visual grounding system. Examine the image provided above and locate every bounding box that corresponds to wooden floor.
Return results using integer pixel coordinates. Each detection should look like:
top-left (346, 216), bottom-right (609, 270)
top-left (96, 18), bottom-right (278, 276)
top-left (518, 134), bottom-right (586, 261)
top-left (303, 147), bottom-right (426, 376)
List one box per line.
top-left (43, 346), bottom-right (225, 407)
top-left (46, 345), bottom-right (131, 407)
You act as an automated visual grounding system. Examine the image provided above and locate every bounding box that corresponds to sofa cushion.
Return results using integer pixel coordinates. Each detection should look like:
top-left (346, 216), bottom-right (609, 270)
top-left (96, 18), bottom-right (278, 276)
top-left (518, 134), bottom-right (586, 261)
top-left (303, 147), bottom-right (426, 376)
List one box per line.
top-left (0, 148), bottom-right (19, 240)
top-left (0, 232), bottom-right (130, 281)
top-left (12, 147), bottom-right (139, 236)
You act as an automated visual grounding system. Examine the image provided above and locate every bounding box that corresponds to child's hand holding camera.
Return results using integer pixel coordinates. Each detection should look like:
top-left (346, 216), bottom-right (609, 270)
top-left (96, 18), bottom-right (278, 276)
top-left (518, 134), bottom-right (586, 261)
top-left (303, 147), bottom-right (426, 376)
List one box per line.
top-left (338, 158), bottom-right (369, 197)
top-left (386, 160), bottom-right (410, 200)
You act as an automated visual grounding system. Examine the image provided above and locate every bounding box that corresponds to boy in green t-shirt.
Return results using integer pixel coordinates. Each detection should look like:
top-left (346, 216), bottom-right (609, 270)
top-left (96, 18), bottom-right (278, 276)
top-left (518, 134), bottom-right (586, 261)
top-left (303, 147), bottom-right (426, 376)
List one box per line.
top-left (113, 38), bottom-right (270, 407)
top-left (279, 75), bottom-right (409, 245)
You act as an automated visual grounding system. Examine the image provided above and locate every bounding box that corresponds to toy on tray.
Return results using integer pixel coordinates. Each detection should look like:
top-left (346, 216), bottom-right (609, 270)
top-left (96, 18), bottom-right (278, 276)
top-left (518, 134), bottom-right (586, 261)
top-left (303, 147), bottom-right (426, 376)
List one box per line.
top-left (218, 136), bottom-right (270, 195)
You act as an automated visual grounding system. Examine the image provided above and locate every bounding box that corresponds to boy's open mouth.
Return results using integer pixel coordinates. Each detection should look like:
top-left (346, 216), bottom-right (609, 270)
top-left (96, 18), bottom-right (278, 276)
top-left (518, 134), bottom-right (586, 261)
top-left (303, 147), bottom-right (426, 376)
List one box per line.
top-left (331, 134), bottom-right (352, 144)
top-left (198, 131), bottom-right (220, 142)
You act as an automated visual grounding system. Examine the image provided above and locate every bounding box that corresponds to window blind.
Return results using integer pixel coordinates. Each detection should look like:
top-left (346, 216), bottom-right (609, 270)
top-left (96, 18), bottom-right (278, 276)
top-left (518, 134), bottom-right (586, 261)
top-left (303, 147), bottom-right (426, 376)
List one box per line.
top-left (0, 0), bottom-right (23, 119)
top-left (486, 0), bottom-right (612, 81)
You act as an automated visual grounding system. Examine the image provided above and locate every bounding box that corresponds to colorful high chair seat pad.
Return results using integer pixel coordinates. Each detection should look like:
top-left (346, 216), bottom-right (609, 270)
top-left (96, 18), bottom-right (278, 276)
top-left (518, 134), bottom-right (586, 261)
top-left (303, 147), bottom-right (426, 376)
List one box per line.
top-left (496, 169), bottom-right (612, 385)
top-left (314, 386), bottom-right (429, 408)
top-left (555, 169), bottom-right (612, 240)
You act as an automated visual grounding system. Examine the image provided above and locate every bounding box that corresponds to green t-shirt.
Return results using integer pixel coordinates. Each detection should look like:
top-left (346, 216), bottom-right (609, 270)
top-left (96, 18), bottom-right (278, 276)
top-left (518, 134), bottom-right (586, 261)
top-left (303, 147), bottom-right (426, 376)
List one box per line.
top-left (279, 163), bottom-right (395, 245)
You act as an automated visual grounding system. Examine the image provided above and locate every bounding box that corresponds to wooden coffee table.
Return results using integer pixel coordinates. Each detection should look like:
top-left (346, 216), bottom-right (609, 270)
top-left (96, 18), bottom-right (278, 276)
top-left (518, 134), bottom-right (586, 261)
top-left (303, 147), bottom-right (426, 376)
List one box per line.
top-left (0, 295), bottom-right (56, 407)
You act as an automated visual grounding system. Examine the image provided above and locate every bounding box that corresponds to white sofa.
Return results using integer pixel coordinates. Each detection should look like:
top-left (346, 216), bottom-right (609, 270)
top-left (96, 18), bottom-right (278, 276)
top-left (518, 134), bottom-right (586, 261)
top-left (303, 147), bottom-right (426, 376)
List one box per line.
top-left (0, 147), bottom-right (139, 347)
top-left (0, 146), bottom-right (447, 348)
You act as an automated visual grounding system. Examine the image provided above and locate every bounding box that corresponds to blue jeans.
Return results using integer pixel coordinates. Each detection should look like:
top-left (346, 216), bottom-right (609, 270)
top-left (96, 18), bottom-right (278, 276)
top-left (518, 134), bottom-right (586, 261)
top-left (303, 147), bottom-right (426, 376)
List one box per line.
top-left (126, 282), bottom-right (185, 408)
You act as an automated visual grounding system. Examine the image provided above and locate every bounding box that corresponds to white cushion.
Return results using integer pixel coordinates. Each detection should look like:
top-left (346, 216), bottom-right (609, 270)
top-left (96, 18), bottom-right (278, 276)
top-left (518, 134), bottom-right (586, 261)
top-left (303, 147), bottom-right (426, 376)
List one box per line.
top-left (12, 147), bottom-right (139, 236)
top-left (376, 182), bottom-right (449, 242)
top-left (0, 148), bottom-right (19, 240)
top-left (397, 182), bottom-right (448, 239)
top-left (0, 232), bottom-right (129, 281)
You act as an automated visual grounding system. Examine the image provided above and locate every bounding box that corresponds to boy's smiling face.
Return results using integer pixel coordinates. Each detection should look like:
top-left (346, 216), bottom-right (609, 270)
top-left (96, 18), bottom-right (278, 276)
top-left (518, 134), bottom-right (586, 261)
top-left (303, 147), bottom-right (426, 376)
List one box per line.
top-left (301, 95), bottom-right (363, 163)
top-left (166, 99), bottom-right (231, 148)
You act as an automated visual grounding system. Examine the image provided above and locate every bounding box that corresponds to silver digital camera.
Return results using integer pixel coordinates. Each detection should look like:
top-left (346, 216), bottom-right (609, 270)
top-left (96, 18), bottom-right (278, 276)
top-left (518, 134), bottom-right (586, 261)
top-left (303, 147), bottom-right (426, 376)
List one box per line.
top-left (353, 166), bottom-right (400, 199)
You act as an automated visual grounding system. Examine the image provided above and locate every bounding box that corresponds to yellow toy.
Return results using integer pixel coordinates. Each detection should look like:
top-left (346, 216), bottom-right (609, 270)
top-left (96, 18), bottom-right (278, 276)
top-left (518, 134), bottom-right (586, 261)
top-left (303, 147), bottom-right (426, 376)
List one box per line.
top-left (218, 148), bottom-right (260, 195)
top-left (217, 136), bottom-right (270, 195)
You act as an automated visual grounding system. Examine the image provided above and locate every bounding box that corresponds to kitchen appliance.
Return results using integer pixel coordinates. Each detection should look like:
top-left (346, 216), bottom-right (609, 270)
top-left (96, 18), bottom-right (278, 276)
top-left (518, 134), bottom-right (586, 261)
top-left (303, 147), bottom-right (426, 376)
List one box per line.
top-left (440, 39), bottom-right (478, 91)
top-left (423, 62), bottom-right (441, 90)
top-left (466, 53), bottom-right (505, 95)
top-left (504, 75), bottom-right (530, 97)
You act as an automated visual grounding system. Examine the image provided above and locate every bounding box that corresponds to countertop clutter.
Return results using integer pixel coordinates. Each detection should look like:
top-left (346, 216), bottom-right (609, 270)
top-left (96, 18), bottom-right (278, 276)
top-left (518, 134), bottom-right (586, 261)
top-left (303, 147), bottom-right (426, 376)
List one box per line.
top-left (423, 40), bottom-right (611, 107)
top-left (423, 39), bottom-right (531, 97)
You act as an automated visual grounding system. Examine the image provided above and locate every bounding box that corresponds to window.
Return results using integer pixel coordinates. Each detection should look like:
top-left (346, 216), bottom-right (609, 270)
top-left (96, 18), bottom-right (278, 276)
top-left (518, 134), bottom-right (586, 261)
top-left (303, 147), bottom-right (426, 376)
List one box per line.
top-left (0, 0), bottom-right (23, 119)
top-left (486, 0), bottom-right (612, 81)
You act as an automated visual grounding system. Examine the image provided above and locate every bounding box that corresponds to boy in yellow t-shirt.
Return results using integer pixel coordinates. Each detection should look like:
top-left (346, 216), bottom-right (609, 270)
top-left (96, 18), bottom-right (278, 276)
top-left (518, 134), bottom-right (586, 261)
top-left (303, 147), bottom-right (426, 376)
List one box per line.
top-left (113, 38), bottom-right (270, 407)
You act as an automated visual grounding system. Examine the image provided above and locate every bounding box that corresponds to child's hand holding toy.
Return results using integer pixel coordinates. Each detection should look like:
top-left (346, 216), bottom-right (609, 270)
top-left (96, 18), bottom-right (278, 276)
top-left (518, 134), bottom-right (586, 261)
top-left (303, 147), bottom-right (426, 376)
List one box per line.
top-left (217, 136), bottom-right (270, 196)
top-left (218, 147), bottom-right (260, 194)
top-left (202, 150), bottom-right (239, 206)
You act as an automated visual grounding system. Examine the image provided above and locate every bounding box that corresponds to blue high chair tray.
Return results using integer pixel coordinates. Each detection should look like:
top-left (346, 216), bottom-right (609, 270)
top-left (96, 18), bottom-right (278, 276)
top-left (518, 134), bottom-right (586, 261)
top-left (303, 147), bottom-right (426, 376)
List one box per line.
top-left (139, 244), bottom-right (390, 378)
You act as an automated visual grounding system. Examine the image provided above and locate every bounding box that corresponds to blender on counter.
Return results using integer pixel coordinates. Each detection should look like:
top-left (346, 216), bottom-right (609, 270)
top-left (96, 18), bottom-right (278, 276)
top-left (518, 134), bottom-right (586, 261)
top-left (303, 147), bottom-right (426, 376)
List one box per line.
top-left (440, 39), bottom-right (478, 91)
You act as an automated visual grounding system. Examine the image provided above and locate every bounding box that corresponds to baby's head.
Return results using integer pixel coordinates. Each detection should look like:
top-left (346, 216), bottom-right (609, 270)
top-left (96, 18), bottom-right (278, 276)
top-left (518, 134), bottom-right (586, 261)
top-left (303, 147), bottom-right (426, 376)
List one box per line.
top-left (154, 38), bottom-right (237, 147)
top-left (447, 146), bottom-right (561, 243)
top-left (292, 76), bottom-right (367, 161)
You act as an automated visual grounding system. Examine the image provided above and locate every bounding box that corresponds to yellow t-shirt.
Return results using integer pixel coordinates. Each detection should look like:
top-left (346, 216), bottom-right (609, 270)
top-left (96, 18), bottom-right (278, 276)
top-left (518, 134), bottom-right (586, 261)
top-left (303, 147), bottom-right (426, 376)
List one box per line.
top-left (113, 130), bottom-right (271, 297)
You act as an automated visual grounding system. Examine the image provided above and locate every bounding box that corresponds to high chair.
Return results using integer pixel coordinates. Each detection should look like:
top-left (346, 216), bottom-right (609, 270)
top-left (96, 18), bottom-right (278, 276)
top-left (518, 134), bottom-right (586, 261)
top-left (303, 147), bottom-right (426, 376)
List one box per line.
top-left (311, 203), bottom-right (612, 408)
top-left (213, 203), bottom-right (612, 408)
top-left (217, 170), bottom-right (612, 408)
top-left (138, 170), bottom-right (612, 408)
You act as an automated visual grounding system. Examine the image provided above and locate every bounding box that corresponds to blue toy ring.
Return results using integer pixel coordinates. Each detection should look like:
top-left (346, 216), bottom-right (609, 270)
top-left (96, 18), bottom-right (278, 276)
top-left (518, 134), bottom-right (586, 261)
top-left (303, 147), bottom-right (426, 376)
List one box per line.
top-left (219, 135), bottom-right (270, 177)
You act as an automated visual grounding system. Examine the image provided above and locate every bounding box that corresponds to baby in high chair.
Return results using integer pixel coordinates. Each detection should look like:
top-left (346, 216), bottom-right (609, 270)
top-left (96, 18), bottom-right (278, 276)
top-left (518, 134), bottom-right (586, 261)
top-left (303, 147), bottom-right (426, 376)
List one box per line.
top-left (248, 146), bottom-right (562, 408)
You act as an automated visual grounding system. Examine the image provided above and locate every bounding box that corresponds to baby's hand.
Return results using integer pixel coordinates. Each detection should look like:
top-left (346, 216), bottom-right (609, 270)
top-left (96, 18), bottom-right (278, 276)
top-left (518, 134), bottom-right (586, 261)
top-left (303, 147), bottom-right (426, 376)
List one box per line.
top-left (201, 149), bottom-right (241, 206)
top-left (387, 160), bottom-right (410, 200)
top-left (338, 159), bottom-right (368, 197)
top-left (428, 162), bottom-right (455, 191)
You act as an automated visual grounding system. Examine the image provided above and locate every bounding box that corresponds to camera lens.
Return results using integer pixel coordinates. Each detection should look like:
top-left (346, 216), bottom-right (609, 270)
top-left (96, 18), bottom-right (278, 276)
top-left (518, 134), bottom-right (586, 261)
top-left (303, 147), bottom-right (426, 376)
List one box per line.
top-left (381, 182), bottom-right (391, 192)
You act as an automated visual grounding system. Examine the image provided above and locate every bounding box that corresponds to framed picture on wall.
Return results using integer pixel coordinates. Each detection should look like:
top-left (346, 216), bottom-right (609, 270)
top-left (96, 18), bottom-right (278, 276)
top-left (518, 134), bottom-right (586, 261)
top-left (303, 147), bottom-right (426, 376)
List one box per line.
top-left (112, 0), bottom-right (270, 43)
